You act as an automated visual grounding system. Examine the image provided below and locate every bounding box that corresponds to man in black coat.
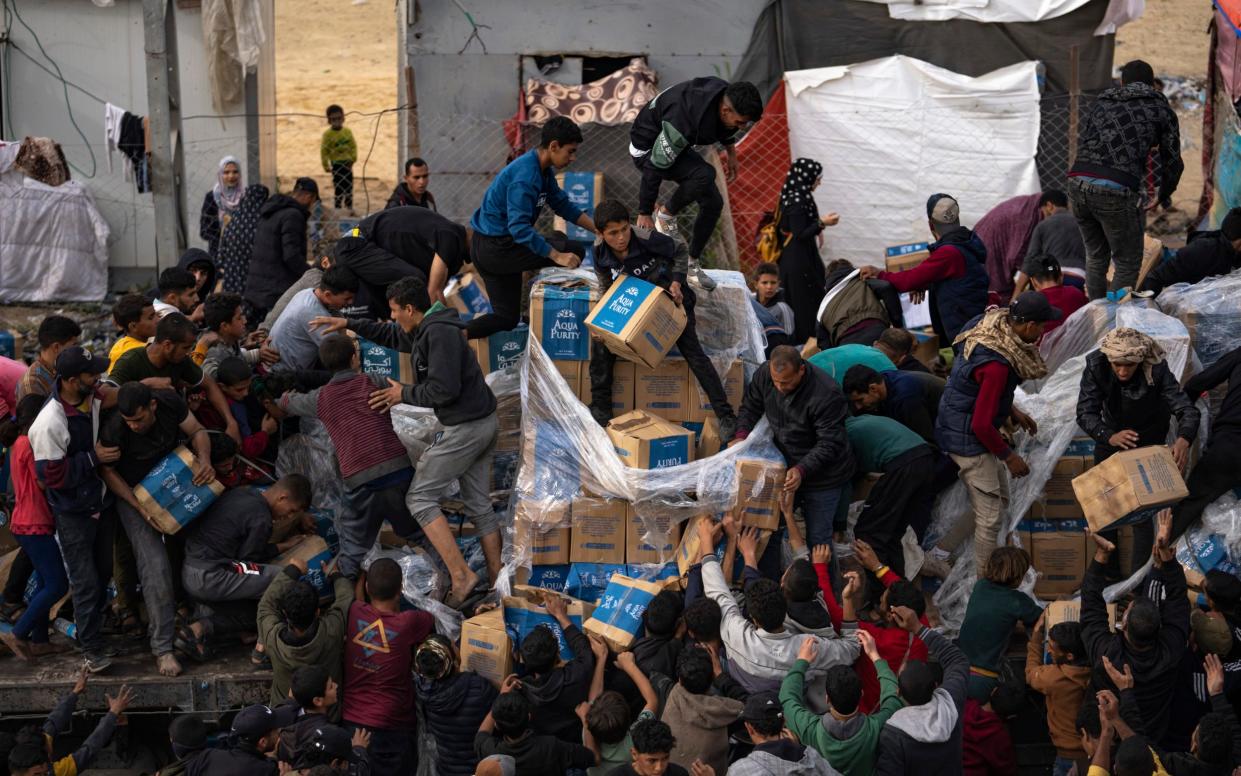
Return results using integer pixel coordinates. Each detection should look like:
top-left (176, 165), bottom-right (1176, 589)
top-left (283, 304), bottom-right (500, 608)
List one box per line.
top-left (245, 177), bottom-right (318, 322)
top-left (729, 346), bottom-right (853, 553)
top-left (1139, 208), bottom-right (1241, 296)
top-left (333, 205), bottom-right (467, 318)
top-left (1171, 343), bottom-right (1241, 542)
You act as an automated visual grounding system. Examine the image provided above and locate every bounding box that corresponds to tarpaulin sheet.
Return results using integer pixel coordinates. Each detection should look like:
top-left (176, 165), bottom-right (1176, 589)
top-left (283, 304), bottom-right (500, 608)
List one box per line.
top-left (0, 169), bottom-right (109, 302)
top-left (784, 57), bottom-right (1041, 264)
top-left (735, 0), bottom-right (1117, 102)
top-left (853, 0), bottom-right (1092, 24)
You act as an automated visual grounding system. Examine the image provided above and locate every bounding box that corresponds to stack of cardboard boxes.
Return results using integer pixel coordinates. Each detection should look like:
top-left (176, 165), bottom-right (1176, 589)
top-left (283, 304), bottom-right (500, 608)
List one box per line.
top-left (1017, 437), bottom-right (1096, 599)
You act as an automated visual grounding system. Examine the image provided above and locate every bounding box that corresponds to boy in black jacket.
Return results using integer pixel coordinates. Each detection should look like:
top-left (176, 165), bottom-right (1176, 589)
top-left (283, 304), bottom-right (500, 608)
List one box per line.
top-left (590, 200), bottom-right (737, 440)
top-left (517, 593), bottom-right (596, 744)
top-left (630, 77), bottom-right (763, 288)
top-left (313, 275), bottom-right (500, 604)
top-left (475, 675), bottom-right (597, 774)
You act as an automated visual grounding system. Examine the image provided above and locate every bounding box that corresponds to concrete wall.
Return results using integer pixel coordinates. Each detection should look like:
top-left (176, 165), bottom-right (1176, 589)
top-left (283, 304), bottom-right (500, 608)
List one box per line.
top-left (403, 0), bottom-right (768, 222)
top-left (2, 0), bottom-right (250, 288)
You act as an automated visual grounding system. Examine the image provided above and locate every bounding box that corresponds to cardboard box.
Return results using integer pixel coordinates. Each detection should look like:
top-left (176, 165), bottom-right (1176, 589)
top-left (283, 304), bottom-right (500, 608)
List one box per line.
top-left (133, 447), bottom-right (226, 535)
top-left (0, 331), bottom-right (24, 361)
top-left (884, 242), bottom-right (930, 273)
top-left (586, 275), bottom-right (687, 369)
top-left (1018, 519), bottom-right (1088, 599)
top-left (911, 330), bottom-right (939, 369)
top-left (495, 394), bottom-right (522, 453)
top-left (515, 564), bottom-right (571, 593)
top-left (606, 410), bottom-right (695, 470)
top-left (627, 508), bottom-right (683, 564)
top-left (356, 336), bottom-right (415, 385)
top-left (564, 562), bottom-right (627, 604)
top-left (552, 359), bottom-right (584, 397)
top-left (554, 171), bottom-right (604, 243)
top-left (584, 574), bottom-right (666, 652)
top-left (686, 360), bottom-right (745, 423)
top-left (471, 325), bottom-right (528, 374)
top-left (519, 423), bottom-right (580, 498)
top-left (1072, 446), bottom-right (1188, 533)
top-left (445, 272), bottom-right (491, 319)
top-left (1038, 455), bottom-right (1090, 519)
top-left (274, 536), bottom-right (333, 596)
top-left (489, 450), bottom-right (519, 495)
top-left (580, 360), bottom-right (636, 415)
top-left (735, 458), bottom-right (787, 531)
top-left (570, 497), bottom-right (628, 564)
top-left (675, 515), bottom-right (726, 576)
top-left (503, 587), bottom-right (595, 660)
top-left (680, 417), bottom-right (722, 459)
top-left (1043, 599), bottom-right (1118, 660)
top-left (634, 359), bottom-right (691, 421)
top-left (513, 499), bottom-right (573, 565)
top-left (459, 607), bottom-right (513, 687)
top-left (530, 282), bottom-right (596, 361)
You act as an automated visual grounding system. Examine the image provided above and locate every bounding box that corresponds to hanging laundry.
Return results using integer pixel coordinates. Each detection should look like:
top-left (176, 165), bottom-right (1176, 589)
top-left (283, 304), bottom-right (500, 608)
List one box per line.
top-left (13, 137), bottom-right (71, 187)
top-left (117, 111), bottom-right (150, 193)
top-left (104, 102), bottom-right (126, 174)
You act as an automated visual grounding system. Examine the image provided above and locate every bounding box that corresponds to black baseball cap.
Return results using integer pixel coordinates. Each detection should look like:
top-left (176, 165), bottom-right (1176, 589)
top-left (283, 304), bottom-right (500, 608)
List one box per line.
top-left (294, 177), bottom-right (320, 199)
top-left (1010, 291), bottom-right (1063, 323)
top-left (741, 690), bottom-right (784, 724)
top-left (231, 703), bottom-right (299, 738)
top-left (310, 724), bottom-right (353, 760)
top-left (55, 346), bottom-right (109, 378)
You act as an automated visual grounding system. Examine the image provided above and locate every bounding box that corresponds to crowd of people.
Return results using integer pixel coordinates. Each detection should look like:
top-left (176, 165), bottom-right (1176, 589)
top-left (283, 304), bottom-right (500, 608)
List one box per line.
top-left (0, 56), bottom-right (1238, 776)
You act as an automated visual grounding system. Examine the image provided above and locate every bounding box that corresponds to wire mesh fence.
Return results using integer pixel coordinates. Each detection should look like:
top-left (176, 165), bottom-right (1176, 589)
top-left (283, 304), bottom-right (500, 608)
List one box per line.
top-left (78, 92), bottom-right (1179, 283)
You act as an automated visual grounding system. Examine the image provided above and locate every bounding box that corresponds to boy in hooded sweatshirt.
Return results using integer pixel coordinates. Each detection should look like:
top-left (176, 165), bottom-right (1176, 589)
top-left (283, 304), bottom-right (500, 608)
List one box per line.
top-left (661, 646), bottom-right (743, 775)
top-left (961, 681), bottom-right (1022, 775)
top-left (629, 590), bottom-right (684, 681)
top-left (875, 606), bottom-right (970, 775)
top-left (693, 517), bottom-right (860, 696)
top-left (517, 594), bottom-right (596, 744)
top-left (414, 634), bottom-right (498, 776)
top-left (781, 629), bottom-right (902, 776)
top-left (726, 691), bottom-right (841, 776)
top-left (1025, 614), bottom-right (1091, 772)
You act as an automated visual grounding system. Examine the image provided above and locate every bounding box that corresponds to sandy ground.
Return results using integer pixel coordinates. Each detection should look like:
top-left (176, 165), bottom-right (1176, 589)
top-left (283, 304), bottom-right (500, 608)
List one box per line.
top-left (1116, 0), bottom-right (1213, 221)
top-left (273, 0), bottom-right (400, 218)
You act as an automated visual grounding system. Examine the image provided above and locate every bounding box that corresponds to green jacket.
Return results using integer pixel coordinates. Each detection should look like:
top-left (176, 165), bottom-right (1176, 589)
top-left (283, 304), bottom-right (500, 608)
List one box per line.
top-left (780, 657), bottom-right (903, 776)
top-left (257, 564), bottom-right (354, 715)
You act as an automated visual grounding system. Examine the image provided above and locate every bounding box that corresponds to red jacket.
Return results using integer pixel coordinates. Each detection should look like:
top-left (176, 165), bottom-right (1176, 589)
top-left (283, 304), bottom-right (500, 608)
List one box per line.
top-left (818, 562), bottom-right (928, 713)
top-left (962, 699), bottom-right (1017, 776)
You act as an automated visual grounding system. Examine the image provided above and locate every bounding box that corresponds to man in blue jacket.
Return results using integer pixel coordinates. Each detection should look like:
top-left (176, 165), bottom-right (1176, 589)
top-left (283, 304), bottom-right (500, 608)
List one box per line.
top-left (466, 116), bottom-right (597, 339)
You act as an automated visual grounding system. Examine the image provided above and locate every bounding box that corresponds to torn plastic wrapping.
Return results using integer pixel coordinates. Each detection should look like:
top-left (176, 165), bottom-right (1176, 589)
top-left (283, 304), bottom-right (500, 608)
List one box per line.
top-left (1037, 297), bottom-right (1158, 381)
top-left (1156, 269), bottom-right (1241, 368)
top-left (503, 268), bottom-right (772, 591)
top-left (276, 417), bottom-right (353, 534)
top-left (931, 307), bottom-right (1203, 632)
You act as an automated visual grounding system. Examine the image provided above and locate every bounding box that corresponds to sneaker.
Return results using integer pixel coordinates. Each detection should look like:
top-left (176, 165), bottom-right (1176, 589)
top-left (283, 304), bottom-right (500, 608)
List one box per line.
top-left (716, 415), bottom-right (737, 446)
top-left (688, 259), bottom-right (717, 291)
top-left (83, 652), bottom-right (113, 673)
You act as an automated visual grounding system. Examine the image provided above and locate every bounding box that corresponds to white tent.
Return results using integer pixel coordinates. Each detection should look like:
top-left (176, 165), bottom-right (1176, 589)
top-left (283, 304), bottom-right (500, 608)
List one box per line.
top-left (784, 55), bottom-right (1042, 265)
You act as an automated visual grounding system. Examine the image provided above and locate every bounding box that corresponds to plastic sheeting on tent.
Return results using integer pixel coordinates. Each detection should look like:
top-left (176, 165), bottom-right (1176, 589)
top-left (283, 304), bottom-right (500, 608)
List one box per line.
top-left (1155, 268), bottom-right (1241, 370)
top-left (930, 304), bottom-right (1200, 632)
top-left (0, 165), bottom-right (109, 303)
top-left (853, 0), bottom-right (1142, 31)
top-left (783, 56), bottom-right (1041, 265)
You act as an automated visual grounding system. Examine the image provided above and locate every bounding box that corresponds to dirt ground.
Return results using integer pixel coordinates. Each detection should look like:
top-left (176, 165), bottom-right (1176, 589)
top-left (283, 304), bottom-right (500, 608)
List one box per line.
top-left (1116, 0), bottom-right (1213, 221)
top-left (272, 0), bottom-right (400, 218)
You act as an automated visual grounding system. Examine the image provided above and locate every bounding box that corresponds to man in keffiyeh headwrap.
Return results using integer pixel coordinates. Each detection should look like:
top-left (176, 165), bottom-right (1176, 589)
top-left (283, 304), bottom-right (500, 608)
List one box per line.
top-left (1077, 326), bottom-right (1199, 575)
top-left (930, 292), bottom-right (1059, 575)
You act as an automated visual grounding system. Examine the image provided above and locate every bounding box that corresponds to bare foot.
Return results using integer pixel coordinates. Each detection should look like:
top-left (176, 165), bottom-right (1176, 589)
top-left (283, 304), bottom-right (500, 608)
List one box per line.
top-left (157, 653), bottom-right (183, 677)
top-left (446, 569), bottom-right (482, 609)
top-left (0, 631), bottom-right (31, 661)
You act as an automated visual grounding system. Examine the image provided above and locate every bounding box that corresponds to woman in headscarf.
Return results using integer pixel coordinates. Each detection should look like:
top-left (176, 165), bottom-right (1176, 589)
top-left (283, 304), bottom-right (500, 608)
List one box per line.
top-left (200, 156), bottom-right (244, 260)
top-left (215, 182), bottom-right (270, 295)
top-left (1076, 326), bottom-right (1200, 575)
top-left (774, 158), bottom-right (840, 343)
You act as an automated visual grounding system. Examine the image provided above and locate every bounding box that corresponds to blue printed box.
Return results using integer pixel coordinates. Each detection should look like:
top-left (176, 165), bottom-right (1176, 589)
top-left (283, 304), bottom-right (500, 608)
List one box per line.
top-left (273, 536), bottom-right (333, 596)
top-left (133, 447), bottom-right (225, 534)
top-left (503, 586), bottom-right (594, 660)
top-left (471, 325), bottom-right (528, 374)
top-left (606, 410), bottom-right (694, 470)
top-left (357, 336), bottom-right (413, 384)
top-left (555, 171), bottom-right (603, 243)
top-left (883, 242), bottom-right (930, 272)
top-left (564, 562), bottom-right (627, 604)
top-left (521, 564), bottom-right (571, 593)
top-left (586, 275), bottom-right (686, 369)
top-left (530, 282), bottom-right (595, 361)
top-left (583, 574), bottom-right (665, 652)
top-left (446, 273), bottom-right (492, 319)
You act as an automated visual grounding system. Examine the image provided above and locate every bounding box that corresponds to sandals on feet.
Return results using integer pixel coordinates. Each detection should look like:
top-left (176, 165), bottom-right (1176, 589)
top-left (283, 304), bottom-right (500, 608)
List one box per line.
top-left (173, 624), bottom-right (211, 663)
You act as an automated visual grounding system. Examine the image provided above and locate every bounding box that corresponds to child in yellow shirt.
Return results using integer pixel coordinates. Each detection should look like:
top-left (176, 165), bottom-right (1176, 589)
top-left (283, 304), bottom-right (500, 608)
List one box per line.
top-left (107, 293), bottom-right (157, 368)
top-left (320, 104), bottom-right (357, 214)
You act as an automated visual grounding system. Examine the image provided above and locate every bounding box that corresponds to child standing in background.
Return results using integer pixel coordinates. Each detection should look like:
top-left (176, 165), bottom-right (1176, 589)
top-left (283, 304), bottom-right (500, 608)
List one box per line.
top-left (321, 104), bottom-right (357, 214)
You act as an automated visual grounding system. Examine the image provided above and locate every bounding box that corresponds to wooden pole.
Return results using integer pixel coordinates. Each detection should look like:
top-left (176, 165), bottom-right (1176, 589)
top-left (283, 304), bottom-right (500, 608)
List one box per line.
top-left (1068, 44), bottom-right (1080, 170)
top-left (143, 0), bottom-right (178, 273)
top-left (405, 65), bottom-right (420, 158)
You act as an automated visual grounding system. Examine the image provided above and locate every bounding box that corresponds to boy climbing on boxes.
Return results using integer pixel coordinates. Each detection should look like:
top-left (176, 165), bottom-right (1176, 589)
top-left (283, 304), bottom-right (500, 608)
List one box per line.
top-left (588, 200), bottom-right (737, 441)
